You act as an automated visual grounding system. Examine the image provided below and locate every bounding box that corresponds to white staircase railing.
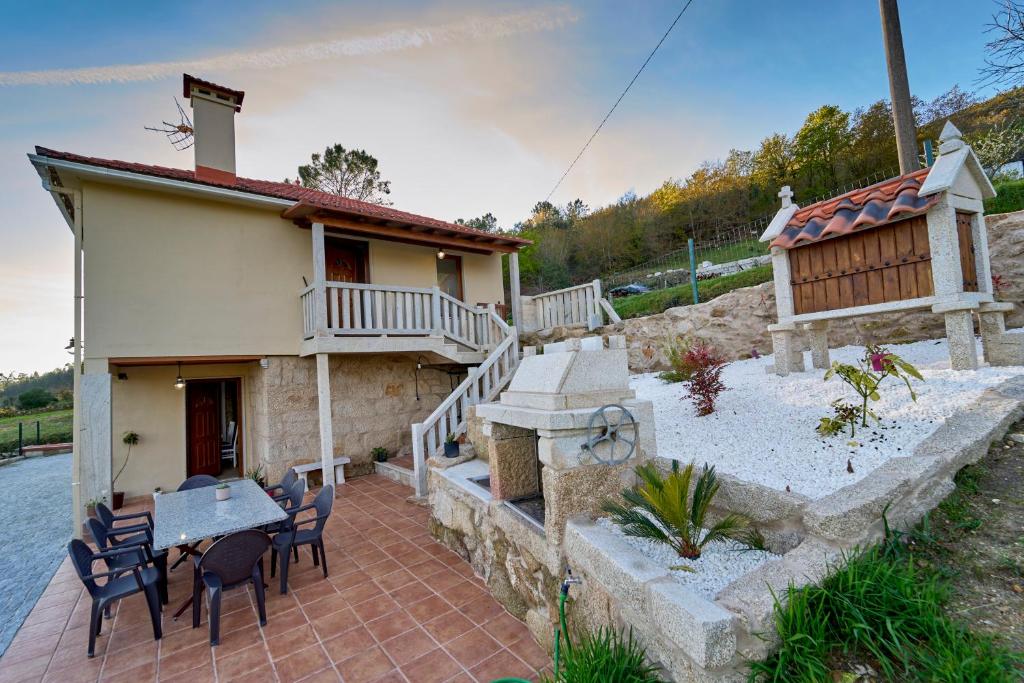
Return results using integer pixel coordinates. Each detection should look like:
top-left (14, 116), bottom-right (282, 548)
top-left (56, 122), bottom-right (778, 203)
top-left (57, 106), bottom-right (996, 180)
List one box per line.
top-left (527, 278), bottom-right (621, 330)
top-left (410, 311), bottom-right (519, 497)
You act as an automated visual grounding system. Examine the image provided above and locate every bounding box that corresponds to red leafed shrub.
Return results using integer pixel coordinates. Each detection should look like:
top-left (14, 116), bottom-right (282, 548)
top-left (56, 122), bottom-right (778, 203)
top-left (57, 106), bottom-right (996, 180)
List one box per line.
top-left (682, 341), bottom-right (727, 416)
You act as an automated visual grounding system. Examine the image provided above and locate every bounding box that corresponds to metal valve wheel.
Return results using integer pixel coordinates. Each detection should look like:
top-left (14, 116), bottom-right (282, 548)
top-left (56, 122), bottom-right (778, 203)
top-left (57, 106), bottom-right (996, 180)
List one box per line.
top-left (582, 404), bottom-right (637, 465)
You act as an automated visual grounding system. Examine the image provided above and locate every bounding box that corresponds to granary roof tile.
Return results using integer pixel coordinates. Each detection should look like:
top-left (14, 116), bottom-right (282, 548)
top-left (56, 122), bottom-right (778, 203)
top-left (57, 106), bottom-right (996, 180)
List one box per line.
top-left (770, 167), bottom-right (936, 249)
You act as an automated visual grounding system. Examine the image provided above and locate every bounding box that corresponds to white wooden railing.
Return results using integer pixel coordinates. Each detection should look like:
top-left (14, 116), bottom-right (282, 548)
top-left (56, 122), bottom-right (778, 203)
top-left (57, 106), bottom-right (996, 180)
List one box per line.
top-left (301, 282), bottom-right (499, 352)
top-left (532, 279), bottom-right (620, 330)
top-left (410, 311), bottom-right (519, 497)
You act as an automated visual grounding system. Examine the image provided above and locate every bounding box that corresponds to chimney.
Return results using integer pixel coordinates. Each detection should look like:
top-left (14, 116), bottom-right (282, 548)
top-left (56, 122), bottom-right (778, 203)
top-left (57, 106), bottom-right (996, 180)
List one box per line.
top-left (183, 74), bottom-right (244, 184)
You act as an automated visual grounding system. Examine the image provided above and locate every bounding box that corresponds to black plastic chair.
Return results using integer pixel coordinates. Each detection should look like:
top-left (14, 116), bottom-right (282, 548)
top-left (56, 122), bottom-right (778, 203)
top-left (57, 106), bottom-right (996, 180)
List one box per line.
top-left (270, 485), bottom-right (334, 594)
top-left (170, 474), bottom-right (221, 570)
top-left (192, 530), bottom-right (271, 646)
top-left (95, 502), bottom-right (153, 538)
top-left (265, 468), bottom-right (298, 503)
top-left (86, 516), bottom-right (168, 605)
top-left (264, 479), bottom-right (306, 539)
top-left (67, 539), bottom-right (162, 657)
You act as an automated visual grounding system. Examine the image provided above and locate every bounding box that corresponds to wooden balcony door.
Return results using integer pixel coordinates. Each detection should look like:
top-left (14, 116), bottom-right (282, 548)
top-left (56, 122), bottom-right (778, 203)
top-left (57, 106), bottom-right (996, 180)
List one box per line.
top-left (437, 254), bottom-right (463, 300)
top-left (325, 238), bottom-right (367, 283)
top-left (186, 380), bottom-right (222, 477)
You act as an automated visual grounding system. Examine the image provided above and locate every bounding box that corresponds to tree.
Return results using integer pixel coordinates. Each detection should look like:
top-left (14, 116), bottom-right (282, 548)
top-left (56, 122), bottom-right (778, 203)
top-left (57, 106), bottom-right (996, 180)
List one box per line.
top-left (921, 85), bottom-right (980, 123)
top-left (17, 388), bottom-right (55, 410)
top-left (455, 213), bottom-right (499, 232)
top-left (288, 144), bottom-right (392, 205)
top-left (849, 100), bottom-right (899, 178)
top-left (793, 105), bottom-right (852, 195)
top-left (751, 133), bottom-right (795, 194)
top-left (965, 123), bottom-right (1024, 177)
top-left (979, 1), bottom-right (1024, 88)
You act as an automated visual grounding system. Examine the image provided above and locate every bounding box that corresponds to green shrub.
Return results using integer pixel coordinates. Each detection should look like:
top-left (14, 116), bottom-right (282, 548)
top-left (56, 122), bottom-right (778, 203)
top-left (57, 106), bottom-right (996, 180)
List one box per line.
top-left (612, 265), bottom-right (773, 320)
top-left (542, 628), bottom-right (664, 683)
top-left (16, 388), bottom-right (56, 410)
top-left (603, 461), bottom-right (760, 560)
top-left (748, 542), bottom-right (1023, 682)
top-left (985, 177), bottom-right (1024, 215)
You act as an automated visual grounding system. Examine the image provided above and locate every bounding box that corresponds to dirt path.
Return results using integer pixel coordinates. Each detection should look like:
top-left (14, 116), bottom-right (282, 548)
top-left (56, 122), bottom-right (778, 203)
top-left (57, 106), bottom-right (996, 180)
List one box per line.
top-left (910, 418), bottom-right (1024, 653)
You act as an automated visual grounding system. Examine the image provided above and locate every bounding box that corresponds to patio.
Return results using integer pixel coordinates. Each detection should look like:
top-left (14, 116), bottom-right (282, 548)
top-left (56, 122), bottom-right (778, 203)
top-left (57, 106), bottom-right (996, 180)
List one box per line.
top-left (0, 474), bottom-right (548, 683)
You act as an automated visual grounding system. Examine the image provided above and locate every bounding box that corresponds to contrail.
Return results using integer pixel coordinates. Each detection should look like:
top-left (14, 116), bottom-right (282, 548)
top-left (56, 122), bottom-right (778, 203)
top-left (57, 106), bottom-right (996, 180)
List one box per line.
top-left (0, 6), bottom-right (578, 87)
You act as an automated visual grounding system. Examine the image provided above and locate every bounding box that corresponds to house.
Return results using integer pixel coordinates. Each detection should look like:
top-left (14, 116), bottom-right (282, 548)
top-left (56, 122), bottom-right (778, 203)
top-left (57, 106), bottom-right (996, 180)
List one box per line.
top-left (28, 74), bottom-right (533, 531)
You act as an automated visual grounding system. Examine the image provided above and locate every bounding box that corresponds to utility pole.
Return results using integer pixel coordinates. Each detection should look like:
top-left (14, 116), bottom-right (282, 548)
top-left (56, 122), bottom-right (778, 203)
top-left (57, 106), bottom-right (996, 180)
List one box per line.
top-left (879, 0), bottom-right (920, 173)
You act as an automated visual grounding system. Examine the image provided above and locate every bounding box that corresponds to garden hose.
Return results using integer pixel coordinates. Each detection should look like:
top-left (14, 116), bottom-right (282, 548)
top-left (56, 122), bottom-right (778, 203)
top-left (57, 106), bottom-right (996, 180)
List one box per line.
top-left (491, 567), bottom-right (580, 683)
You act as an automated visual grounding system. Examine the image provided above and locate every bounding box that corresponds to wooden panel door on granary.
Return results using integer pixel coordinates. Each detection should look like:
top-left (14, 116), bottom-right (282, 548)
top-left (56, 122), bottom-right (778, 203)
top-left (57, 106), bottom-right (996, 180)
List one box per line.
top-left (789, 215), bottom-right (934, 316)
top-left (956, 211), bottom-right (979, 292)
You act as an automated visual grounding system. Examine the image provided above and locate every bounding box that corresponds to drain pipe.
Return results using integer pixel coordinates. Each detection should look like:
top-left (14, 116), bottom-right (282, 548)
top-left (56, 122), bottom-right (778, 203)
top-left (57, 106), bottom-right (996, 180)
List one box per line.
top-left (45, 182), bottom-right (84, 539)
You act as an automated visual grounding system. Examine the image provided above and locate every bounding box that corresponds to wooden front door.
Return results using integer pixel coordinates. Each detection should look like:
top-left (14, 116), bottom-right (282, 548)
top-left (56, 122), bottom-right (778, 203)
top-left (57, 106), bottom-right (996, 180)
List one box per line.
top-left (325, 239), bottom-right (367, 283)
top-left (186, 381), bottom-right (221, 477)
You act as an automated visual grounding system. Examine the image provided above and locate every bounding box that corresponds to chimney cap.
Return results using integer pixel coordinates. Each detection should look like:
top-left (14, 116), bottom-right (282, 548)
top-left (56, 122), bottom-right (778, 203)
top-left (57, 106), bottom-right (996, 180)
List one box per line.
top-left (183, 74), bottom-right (245, 111)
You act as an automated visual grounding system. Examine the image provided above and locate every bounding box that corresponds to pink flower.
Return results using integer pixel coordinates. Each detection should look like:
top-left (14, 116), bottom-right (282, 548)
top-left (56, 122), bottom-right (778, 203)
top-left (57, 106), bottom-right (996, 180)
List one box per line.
top-left (870, 352), bottom-right (892, 372)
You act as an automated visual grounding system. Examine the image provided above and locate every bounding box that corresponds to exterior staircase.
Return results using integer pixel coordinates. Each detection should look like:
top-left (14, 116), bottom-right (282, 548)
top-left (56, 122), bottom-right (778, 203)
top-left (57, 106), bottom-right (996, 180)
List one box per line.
top-left (409, 311), bottom-right (519, 497)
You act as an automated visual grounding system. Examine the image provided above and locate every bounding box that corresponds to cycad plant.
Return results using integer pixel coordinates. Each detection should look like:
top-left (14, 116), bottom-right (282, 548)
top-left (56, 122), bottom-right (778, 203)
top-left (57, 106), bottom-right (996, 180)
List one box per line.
top-left (602, 460), bottom-right (759, 560)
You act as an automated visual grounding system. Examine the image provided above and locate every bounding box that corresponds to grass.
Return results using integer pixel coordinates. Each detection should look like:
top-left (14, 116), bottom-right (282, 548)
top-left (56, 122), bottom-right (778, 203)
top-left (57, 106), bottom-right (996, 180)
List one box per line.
top-left (612, 265), bottom-right (773, 319)
top-left (0, 408), bottom-right (73, 454)
top-left (985, 177), bottom-right (1024, 215)
top-left (749, 477), bottom-right (1024, 682)
top-left (608, 239), bottom-right (767, 291)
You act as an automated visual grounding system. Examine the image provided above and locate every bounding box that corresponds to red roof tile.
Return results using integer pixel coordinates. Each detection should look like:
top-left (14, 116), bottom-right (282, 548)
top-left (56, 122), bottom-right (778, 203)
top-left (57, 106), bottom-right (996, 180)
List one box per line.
top-left (770, 167), bottom-right (936, 249)
top-left (33, 146), bottom-right (529, 248)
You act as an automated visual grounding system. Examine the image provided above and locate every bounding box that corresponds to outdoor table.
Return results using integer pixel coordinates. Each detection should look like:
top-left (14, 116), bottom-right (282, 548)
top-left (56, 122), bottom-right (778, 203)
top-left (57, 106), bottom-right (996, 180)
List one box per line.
top-left (153, 478), bottom-right (288, 619)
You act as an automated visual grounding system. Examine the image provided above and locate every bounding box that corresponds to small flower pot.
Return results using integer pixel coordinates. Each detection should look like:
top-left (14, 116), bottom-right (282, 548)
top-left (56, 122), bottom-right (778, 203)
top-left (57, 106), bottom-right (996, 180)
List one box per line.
top-left (443, 441), bottom-right (460, 458)
top-left (215, 486), bottom-right (232, 501)
top-left (112, 491), bottom-right (125, 510)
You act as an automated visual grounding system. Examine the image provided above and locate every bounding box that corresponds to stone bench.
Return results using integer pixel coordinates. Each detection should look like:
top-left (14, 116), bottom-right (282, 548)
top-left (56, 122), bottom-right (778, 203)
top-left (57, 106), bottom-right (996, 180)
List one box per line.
top-left (293, 456), bottom-right (351, 490)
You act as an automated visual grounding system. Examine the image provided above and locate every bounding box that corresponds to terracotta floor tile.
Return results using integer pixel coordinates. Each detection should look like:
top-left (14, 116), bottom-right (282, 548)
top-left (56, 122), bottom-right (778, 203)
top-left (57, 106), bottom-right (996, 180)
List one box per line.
top-left (266, 623), bottom-right (320, 661)
top-left (506, 635), bottom-right (550, 671)
top-left (481, 612), bottom-right (532, 646)
top-left (362, 609), bottom-right (416, 643)
top-left (335, 646), bottom-right (394, 683)
top-left (350, 596), bottom-right (399, 623)
top-left (212, 642), bottom-right (272, 681)
top-left (421, 610), bottom-right (475, 644)
top-left (468, 649), bottom-right (535, 682)
top-left (100, 659), bottom-right (156, 683)
top-left (404, 595), bottom-right (450, 624)
top-left (440, 581), bottom-right (486, 608)
top-left (310, 606), bottom-right (361, 640)
top-left (398, 648), bottom-right (462, 683)
top-left (444, 628), bottom-right (502, 669)
top-left (381, 627), bottom-right (437, 668)
top-left (298, 668), bottom-right (341, 682)
top-left (274, 644), bottom-right (331, 683)
top-left (321, 625), bottom-right (375, 664)
top-left (7, 477), bottom-right (546, 683)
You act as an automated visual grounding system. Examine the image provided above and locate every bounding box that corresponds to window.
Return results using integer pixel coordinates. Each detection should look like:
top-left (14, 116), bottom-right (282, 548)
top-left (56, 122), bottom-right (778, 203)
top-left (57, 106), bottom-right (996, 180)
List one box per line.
top-left (436, 254), bottom-right (463, 300)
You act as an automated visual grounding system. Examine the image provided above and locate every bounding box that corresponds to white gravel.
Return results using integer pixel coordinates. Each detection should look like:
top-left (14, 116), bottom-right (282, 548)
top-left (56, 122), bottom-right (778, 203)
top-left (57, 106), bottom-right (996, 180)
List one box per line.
top-left (595, 517), bottom-right (777, 599)
top-left (632, 336), bottom-right (1024, 500)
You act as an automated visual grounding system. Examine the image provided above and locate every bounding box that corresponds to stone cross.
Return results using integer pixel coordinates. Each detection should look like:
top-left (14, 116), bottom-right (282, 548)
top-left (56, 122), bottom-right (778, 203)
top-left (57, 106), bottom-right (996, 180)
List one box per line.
top-left (778, 185), bottom-right (794, 208)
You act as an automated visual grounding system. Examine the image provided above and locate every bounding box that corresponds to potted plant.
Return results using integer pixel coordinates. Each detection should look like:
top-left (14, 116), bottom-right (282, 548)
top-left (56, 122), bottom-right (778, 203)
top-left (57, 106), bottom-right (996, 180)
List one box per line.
top-left (246, 464), bottom-right (267, 489)
top-left (85, 497), bottom-right (105, 520)
top-left (152, 486), bottom-right (163, 500)
top-left (111, 431), bottom-right (139, 509)
top-left (215, 483), bottom-right (232, 501)
top-left (443, 433), bottom-right (460, 458)
top-left (371, 446), bottom-right (389, 463)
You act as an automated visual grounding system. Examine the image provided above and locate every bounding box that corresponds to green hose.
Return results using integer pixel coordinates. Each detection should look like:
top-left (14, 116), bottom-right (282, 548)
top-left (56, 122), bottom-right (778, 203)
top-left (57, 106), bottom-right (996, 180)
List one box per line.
top-left (492, 569), bottom-right (576, 683)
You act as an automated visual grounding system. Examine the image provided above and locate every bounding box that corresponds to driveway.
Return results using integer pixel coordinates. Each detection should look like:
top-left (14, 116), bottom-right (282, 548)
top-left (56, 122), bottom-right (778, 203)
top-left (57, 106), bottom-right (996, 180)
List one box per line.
top-left (0, 453), bottom-right (71, 657)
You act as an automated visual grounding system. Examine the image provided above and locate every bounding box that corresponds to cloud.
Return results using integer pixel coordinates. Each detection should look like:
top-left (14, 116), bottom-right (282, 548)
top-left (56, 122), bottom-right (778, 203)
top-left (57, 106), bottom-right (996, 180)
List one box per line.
top-left (0, 6), bottom-right (578, 87)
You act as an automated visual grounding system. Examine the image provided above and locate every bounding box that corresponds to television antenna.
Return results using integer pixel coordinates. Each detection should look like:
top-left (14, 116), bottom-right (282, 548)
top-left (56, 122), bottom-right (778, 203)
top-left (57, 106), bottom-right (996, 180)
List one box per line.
top-left (144, 98), bottom-right (194, 151)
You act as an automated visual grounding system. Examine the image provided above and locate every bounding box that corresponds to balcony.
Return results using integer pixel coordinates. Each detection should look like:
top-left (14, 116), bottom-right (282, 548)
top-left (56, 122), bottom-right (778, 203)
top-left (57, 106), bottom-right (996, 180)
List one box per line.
top-left (299, 281), bottom-right (503, 363)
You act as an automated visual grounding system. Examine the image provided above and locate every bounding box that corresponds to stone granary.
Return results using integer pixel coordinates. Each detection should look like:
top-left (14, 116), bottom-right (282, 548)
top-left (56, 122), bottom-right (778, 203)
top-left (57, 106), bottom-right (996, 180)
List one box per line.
top-left (760, 121), bottom-right (1024, 374)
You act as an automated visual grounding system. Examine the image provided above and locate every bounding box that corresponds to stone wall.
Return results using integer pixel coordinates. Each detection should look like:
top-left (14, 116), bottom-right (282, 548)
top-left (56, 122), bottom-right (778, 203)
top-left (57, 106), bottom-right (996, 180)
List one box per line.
top-left (523, 209), bottom-right (1024, 373)
top-left (249, 354), bottom-right (457, 481)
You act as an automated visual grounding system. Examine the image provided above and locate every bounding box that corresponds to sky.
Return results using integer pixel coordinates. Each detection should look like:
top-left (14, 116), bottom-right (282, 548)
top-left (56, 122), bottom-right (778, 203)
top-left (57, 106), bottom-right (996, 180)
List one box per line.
top-left (0, 0), bottom-right (1006, 374)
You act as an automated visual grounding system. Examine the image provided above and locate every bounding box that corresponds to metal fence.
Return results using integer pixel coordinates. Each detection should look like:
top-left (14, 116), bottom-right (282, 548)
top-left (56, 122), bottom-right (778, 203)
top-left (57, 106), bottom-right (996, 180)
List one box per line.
top-left (602, 167), bottom-right (901, 301)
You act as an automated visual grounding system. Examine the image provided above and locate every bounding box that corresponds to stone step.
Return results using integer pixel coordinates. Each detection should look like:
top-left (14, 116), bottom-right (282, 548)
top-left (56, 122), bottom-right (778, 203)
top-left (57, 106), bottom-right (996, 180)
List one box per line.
top-left (374, 459), bottom-right (415, 487)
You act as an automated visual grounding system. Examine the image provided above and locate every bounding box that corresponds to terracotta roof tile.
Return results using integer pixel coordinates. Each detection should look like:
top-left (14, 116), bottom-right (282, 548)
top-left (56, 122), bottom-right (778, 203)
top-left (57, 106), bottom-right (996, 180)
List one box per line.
top-left (33, 146), bottom-right (529, 248)
top-left (770, 167), bottom-right (936, 249)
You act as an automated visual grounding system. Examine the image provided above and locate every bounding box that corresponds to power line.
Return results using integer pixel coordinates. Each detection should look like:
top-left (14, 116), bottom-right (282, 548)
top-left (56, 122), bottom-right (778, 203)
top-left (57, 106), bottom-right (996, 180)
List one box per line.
top-left (544, 0), bottom-right (696, 203)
